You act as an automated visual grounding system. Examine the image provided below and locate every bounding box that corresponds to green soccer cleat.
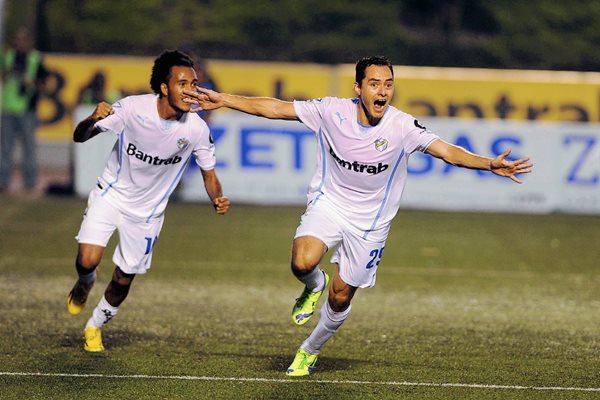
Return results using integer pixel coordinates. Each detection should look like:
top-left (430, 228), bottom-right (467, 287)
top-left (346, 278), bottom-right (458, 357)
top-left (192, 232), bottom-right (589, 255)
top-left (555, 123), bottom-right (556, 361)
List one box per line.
top-left (83, 326), bottom-right (105, 352)
top-left (67, 280), bottom-right (94, 316)
top-left (291, 272), bottom-right (329, 325)
top-left (286, 348), bottom-right (318, 376)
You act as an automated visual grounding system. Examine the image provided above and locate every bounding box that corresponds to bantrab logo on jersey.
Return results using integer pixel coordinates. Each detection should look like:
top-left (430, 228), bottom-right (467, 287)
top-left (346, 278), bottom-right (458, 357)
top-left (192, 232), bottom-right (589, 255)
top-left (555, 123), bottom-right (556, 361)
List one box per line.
top-left (126, 143), bottom-right (182, 165)
top-left (329, 147), bottom-right (388, 175)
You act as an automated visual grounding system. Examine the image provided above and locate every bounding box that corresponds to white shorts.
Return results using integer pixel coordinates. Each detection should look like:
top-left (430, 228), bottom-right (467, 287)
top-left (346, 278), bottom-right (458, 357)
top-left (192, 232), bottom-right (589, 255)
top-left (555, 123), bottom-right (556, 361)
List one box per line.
top-left (294, 200), bottom-right (387, 288)
top-left (76, 188), bottom-right (165, 274)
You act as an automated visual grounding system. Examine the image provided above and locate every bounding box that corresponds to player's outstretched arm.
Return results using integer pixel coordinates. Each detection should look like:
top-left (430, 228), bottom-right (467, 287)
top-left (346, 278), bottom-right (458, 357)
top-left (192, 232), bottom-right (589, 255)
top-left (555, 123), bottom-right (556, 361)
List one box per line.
top-left (201, 169), bottom-right (230, 215)
top-left (183, 87), bottom-right (298, 121)
top-left (73, 101), bottom-right (114, 143)
top-left (426, 140), bottom-right (533, 184)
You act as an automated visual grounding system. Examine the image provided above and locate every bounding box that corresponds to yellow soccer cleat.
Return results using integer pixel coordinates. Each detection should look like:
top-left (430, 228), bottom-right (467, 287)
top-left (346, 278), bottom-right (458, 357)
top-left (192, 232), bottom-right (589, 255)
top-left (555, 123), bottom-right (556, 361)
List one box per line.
top-left (286, 348), bottom-right (318, 377)
top-left (291, 272), bottom-right (329, 325)
top-left (83, 326), bottom-right (105, 352)
top-left (67, 280), bottom-right (93, 316)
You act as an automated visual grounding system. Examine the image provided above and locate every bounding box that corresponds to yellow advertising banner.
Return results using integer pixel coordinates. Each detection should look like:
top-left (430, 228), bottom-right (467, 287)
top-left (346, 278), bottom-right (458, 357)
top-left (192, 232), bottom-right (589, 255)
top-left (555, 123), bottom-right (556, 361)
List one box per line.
top-left (39, 54), bottom-right (600, 141)
top-left (40, 54), bottom-right (154, 140)
top-left (336, 64), bottom-right (600, 122)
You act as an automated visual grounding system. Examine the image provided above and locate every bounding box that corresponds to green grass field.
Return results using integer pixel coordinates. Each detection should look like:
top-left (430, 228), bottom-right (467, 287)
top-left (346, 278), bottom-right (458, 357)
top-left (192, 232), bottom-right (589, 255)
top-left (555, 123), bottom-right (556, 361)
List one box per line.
top-left (1, 197), bottom-right (599, 399)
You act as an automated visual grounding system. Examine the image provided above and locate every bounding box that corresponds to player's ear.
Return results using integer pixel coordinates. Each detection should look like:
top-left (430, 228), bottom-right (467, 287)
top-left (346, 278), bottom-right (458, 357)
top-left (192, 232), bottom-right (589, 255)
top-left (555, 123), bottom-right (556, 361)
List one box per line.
top-left (160, 82), bottom-right (168, 97)
top-left (353, 81), bottom-right (361, 97)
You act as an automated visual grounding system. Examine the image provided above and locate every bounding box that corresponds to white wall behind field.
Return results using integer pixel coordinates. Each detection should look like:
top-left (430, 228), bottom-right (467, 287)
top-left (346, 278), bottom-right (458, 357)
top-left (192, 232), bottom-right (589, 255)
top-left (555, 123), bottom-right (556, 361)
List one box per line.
top-left (73, 107), bottom-right (600, 215)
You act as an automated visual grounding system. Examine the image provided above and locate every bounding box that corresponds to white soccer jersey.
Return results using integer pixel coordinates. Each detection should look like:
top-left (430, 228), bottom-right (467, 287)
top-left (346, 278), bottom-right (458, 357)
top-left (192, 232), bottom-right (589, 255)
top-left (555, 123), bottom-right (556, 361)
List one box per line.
top-left (294, 97), bottom-right (439, 241)
top-left (94, 94), bottom-right (216, 221)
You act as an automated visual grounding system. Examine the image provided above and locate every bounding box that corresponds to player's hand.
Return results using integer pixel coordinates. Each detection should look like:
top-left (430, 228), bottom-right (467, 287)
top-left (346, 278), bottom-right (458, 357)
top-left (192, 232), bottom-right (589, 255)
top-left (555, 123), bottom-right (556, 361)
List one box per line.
top-left (183, 87), bottom-right (223, 111)
top-left (490, 149), bottom-right (533, 184)
top-left (91, 102), bottom-right (114, 121)
top-left (213, 196), bottom-right (230, 215)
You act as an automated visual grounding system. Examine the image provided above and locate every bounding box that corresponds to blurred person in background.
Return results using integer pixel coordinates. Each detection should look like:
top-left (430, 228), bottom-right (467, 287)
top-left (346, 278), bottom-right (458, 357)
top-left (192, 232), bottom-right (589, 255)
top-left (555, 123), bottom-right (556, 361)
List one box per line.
top-left (66, 50), bottom-right (230, 352)
top-left (0, 27), bottom-right (48, 195)
top-left (76, 70), bottom-right (108, 106)
top-left (179, 43), bottom-right (219, 125)
top-left (76, 70), bottom-right (122, 107)
top-left (183, 56), bottom-right (533, 376)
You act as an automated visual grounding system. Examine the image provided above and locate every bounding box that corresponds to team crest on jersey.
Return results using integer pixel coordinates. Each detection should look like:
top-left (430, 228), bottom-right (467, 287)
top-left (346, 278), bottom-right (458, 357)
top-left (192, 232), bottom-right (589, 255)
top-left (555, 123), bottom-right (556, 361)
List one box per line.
top-left (374, 137), bottom-right (388, 152)
top-left (177, 138), bottom-right (190, 149)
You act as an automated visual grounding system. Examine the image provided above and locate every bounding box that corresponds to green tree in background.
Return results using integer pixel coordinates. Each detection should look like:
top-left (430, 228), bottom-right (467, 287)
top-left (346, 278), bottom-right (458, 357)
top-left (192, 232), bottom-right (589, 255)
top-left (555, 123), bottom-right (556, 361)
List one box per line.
top-left (4, 0), bottom-right (600, 71)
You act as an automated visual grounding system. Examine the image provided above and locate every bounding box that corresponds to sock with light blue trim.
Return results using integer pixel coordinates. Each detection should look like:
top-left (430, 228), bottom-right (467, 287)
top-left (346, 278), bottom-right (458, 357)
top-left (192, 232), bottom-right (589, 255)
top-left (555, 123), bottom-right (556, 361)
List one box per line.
top-left (301, 301), bottom-right (351, 355)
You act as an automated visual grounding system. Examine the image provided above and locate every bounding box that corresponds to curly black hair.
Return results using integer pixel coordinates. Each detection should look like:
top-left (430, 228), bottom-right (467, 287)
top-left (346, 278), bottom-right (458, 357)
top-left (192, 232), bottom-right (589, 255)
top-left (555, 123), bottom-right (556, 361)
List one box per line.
top-left (149, 50), bottom-right (194, 96)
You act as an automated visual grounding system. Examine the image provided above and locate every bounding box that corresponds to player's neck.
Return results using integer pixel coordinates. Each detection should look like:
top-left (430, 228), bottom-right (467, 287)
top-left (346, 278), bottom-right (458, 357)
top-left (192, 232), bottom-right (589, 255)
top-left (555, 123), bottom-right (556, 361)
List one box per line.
top-left (156, 98), bottom-right (183, 121)
top-left (357, 102), bottom-right (381, 127)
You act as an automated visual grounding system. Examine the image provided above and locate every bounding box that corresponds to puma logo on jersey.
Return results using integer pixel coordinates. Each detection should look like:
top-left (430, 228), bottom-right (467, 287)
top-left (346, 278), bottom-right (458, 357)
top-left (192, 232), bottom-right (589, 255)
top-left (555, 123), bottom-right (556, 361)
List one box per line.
top-left (335, 112), bottom-right (347, 125)
top-left (126, 143), bottom-right (182, 165)
top-left (329, 147), bottom-right (388, 174)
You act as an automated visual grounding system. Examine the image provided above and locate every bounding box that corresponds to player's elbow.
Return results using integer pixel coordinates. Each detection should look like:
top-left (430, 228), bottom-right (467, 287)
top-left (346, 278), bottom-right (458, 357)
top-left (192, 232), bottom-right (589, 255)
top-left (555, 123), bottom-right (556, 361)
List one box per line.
top-left (267, 101), bottom-right (296, 120)
top-left (74, 125), bottom-right (98, 143)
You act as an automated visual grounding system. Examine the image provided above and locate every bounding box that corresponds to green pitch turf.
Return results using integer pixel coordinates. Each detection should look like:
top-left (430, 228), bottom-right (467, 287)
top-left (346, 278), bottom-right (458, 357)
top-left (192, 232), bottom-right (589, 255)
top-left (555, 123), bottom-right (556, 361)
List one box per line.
top-left (0, 197), bottom-right (599, 399)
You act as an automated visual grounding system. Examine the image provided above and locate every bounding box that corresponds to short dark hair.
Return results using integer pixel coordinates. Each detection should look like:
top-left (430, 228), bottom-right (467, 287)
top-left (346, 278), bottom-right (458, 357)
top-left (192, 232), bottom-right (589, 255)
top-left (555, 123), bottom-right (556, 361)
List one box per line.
top-left (150, 50), bottom-right (194, 95)
top-left (355, 56), bottom-right (394, 84)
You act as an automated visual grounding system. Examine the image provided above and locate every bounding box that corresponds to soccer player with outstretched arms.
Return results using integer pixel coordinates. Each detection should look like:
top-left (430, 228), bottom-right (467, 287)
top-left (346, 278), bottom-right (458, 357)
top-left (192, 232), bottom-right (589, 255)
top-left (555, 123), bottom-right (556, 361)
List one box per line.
top-left (183, 56), bottom-right (532, 376)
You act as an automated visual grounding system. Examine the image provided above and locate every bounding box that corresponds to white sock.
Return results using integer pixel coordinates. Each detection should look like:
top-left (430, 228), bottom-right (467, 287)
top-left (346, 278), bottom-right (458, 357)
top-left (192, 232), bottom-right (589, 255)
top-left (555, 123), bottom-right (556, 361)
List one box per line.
top-left (296, 265), bottom-right (326, 292)
top-left (85, 295), bottom-right (119, 329)
top-left (301, 301), bottom-right (351, 355)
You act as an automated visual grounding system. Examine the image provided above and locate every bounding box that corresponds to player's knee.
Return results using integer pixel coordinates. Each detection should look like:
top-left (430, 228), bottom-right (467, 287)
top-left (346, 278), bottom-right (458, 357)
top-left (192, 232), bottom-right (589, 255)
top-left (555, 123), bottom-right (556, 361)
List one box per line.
top-left (291, 237), bottom-right (326, 275)
top-left (291, 256), bottom-right (318, 275)
top-left (76, 253), bottom-right (101, 270)
top-left (112, 266), bottom-right (135, 287)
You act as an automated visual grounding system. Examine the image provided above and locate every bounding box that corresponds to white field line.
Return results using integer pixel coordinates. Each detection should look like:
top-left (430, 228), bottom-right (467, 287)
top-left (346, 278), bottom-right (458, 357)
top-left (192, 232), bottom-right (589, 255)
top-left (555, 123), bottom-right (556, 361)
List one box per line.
top-left (0, 372), bottom-right (599, 392)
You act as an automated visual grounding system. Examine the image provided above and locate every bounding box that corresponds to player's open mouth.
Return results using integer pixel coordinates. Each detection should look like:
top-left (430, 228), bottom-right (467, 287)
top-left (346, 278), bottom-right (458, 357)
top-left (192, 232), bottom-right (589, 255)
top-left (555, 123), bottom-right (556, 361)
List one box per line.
top-left (374, 99), bottom-right (386, 111)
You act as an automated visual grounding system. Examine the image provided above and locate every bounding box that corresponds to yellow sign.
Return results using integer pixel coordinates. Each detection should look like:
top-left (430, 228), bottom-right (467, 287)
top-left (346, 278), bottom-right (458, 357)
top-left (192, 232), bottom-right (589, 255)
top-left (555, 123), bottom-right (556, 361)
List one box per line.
top-left (38, 54), bottom-right (600, 141)
top-left (336, 64), bottom-right (600, 122)
top-left (39, 54), bottom-right (153, 140)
